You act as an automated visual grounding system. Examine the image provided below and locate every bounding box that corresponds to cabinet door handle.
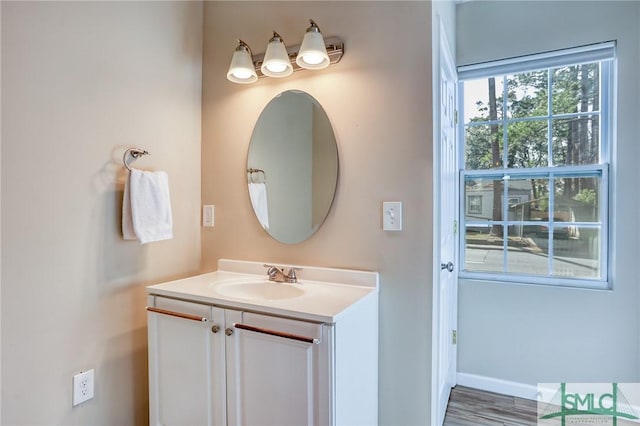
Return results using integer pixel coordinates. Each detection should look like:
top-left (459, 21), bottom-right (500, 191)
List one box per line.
top-left (234, 323), bottom-right (319, 344)
top-left (211, 325), bottom-right (220, 333)
top-left (146, 307), bottom-right (208, 323)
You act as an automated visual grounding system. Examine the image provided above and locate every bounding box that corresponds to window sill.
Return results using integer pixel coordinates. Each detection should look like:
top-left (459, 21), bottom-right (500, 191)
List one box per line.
top-left (458, 271), bottom-right (611, 291)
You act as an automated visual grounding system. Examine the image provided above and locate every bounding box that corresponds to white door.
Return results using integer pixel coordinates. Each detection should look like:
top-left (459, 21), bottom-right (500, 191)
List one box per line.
top-left (432, 16), bottom-right (458, 426)
top-left (147, 297), bottom-right (226, 426)
top-left (225, 310), bottom-right (329, 426)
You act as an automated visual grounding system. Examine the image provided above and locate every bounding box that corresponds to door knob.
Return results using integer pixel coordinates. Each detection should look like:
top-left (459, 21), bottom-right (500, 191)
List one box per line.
top-left (225, 328), bottom-right (234, 336)
top-left (211, 325), bottom-right (219, 334)
top-left (441, 261), bottom-right (454, 272)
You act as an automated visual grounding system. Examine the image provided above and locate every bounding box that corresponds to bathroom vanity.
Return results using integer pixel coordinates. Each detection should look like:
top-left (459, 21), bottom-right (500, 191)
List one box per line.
top-left (146, 259), bottom-right (378, 426)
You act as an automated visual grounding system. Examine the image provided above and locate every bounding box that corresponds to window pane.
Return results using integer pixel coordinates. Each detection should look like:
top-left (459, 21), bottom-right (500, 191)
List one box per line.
top-left (507, 70), bottom-right (548, 119)
top-left (465, 125), bottom-right (504, 169)
top-left (552, 116), bottom-right (600, 165)
top-left (554, 176), bottom-right (601, 222)
top-left (506, 180), bottom-right (531, 225)
top-left (463, 77), bottom-right (504, 124)
top-left (507, 121), bottom-right (548, 168)
top-left (505, 179), bottom-right (548, 275)
top-left (506, 244), bottom-right (549, 276)
top-left (529, 178), bottom-right (551, 219)
top-left (507, 177), bottom-right (549, 264)
top-left (465, 177), bottom-right (504, 222)
top-left (465, 226), bottom-right (504, 273)
top-left (551, 227), bottom-right (601, 279)
top-left (552, 63), bottom-right (600, 115)
top-left (507, 178), bottom-right (544, 223)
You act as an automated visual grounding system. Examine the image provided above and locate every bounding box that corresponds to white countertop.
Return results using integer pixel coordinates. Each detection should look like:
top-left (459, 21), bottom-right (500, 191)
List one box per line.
top-left (146, 259), bottom-right (379, 323)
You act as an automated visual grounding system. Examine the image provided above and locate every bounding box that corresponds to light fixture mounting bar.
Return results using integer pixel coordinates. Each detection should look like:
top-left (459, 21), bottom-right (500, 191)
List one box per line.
top-left (253, 36), bottom-right (344, 78)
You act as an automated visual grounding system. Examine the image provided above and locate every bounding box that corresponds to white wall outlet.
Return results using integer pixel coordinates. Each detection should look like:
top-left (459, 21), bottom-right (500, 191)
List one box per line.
top-left (73, 369), bottom-right (94, 406)
top-left (202, 204), bottom-right (214, 227)
top-left (383, 201), bottom-right (402, 231)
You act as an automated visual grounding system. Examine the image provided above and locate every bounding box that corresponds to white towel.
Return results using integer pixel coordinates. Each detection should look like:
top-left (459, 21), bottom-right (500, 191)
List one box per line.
top-left (122, 169), bottom-right (173, 244)
top-left (122, 174), bottom-right (137, 240)
top-left (248, 182), bottom-right (269, 229)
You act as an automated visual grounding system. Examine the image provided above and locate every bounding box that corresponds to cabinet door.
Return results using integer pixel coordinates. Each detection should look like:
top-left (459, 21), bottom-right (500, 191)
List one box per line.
top-left (147, 297), bottom-right (226, 426)
top-left (225, 310), bottom-right (332, 426)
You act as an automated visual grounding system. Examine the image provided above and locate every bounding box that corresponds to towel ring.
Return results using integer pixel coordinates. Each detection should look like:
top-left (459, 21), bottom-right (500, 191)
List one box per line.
top-left (123, 148), bottom-right (150, 171)
top-left (247, 168), bottom-right (266, 183)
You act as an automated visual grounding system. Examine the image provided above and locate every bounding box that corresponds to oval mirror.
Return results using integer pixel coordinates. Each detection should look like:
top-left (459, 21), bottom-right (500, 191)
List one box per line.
top-left (247, 90), bottom-right (339, 244)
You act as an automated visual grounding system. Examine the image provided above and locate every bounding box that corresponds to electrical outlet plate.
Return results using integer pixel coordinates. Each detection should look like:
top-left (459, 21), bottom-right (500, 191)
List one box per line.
top-left (73, 369), bottom-right (94, 406)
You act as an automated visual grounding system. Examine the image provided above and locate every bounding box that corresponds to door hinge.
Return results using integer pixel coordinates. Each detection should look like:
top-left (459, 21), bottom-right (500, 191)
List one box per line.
top-left (452, 330), bottom-right (457, 345)
top-left (453, 220), bottom-right (458, 236)
top-left (454, 110), bottom-right (458, 125)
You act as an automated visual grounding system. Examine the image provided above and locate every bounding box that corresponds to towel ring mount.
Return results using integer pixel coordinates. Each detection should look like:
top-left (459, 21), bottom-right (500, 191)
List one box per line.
top-left (123, 148), bottom-right (150, 171)
top-left (247, 168), bottom-right (266, 183)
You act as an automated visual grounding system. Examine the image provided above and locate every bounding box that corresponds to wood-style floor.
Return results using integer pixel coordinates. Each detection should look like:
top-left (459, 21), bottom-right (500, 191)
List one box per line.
top-left (443, 386), bottom-right (538, 426)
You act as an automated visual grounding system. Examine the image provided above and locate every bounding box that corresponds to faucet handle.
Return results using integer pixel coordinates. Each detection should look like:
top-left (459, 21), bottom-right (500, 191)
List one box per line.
top-left (285, 267), bottom-right (302, 283)
top-left (264, 264), bottom-right (283, 279)
top-left (263, 264), bottom-right (281, 271)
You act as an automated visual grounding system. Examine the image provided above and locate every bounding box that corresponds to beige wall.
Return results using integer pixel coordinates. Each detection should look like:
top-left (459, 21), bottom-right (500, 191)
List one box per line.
top-left (202, 2), bottom-right (433, 424)
top-left (1, 2), bottom-right (202, 424)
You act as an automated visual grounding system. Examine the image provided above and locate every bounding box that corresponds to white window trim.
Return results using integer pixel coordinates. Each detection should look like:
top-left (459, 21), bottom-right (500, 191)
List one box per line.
top-left (457, 43), bottom-right (615, 289)
top-left (458, 41), bottom-right (615, 80)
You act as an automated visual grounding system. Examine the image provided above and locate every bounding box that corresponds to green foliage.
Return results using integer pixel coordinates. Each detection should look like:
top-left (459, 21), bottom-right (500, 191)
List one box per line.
top-left (507, 120), bottom-right (547, 168)
top-left (573, 188), bottom-right (597, 205)
top-left (537, 197), bottom-right (549, 213)
top-left (465, 125), bottom-right (502, 169)
top-left (507, 71), bottom-right (548, 119)
top-left (464, 63), bottom-right (601, 197)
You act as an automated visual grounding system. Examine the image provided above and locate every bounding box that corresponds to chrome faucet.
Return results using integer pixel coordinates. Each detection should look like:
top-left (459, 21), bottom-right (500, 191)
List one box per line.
top-left (264, 264), bottom-right (299, 283)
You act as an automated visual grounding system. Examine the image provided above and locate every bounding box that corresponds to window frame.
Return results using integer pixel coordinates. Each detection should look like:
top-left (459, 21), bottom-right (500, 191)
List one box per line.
top-left (457, 42), bottom-right (615, 289)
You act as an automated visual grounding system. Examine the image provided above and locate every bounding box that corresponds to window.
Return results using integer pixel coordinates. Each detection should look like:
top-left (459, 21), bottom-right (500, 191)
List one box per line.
top-left (458, 42), bottom-right (615, 288)
top-left (467, 195), bottom-right (483, 215)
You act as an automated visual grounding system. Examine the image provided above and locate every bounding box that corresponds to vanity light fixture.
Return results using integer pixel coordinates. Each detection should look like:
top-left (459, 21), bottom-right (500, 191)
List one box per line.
top-left (296, 20), bottom-right (330, 70)
top-left (261, 31), bottom-right (294, 78)
top-left (226, 19), bottom-right (344, 84)
top-left (226, 39), bottom-right (258, 84)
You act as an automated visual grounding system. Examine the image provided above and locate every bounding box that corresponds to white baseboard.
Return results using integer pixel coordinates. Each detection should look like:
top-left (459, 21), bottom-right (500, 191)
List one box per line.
top-left (456, 372), bottom-right (538, 401)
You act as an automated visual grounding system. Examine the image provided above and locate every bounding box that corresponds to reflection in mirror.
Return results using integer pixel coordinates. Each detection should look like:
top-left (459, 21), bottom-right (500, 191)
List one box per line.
top-left (247, 90), bottom-right (338, 244)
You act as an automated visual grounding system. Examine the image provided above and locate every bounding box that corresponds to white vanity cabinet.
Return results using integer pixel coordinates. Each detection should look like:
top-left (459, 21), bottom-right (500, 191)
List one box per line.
top-left (146, 297), bottom-right (226, 426)
top-left (224, 310), bottom-right (332, 426)
top-left (146, 260), bottom-right (379, 426)
top-left (147, 295), bottom-right (377, 426)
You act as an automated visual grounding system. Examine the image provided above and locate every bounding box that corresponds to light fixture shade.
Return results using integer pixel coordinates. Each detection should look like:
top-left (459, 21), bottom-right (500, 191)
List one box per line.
top-left (296, 20), bottom-right (330, 70)
top-left (261, 32), bottom-right (293, 78)
top-left (227, 40), bottom-right (257, 84)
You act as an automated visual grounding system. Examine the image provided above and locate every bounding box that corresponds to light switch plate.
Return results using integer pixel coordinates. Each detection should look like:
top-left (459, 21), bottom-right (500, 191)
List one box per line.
top-left (383, 201), bottom-right (402, 231)
top-left (203, 205), bottom-right (214, 227)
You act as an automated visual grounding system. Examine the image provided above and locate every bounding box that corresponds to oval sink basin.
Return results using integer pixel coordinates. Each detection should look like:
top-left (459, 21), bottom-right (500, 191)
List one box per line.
top-left (215, 281), bottom-right (305, 301)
